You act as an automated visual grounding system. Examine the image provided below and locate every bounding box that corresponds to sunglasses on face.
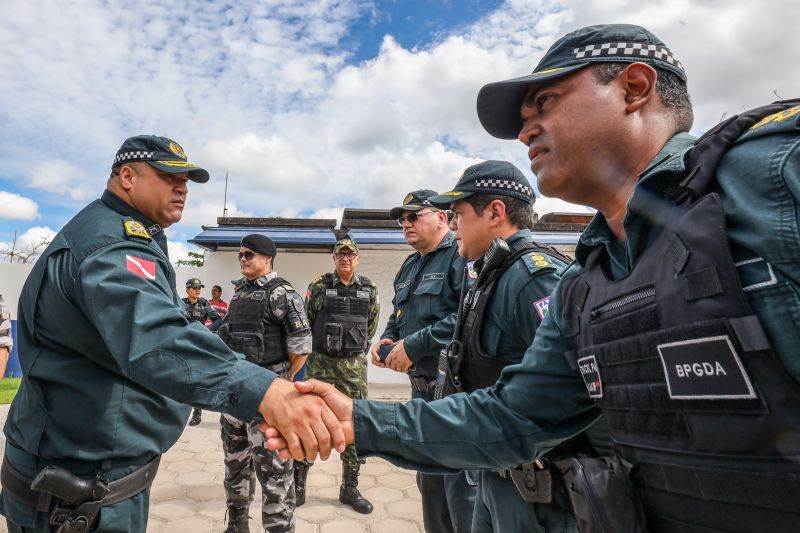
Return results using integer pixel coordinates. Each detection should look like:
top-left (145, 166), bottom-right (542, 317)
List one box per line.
top-left (238, 251), bottom-right (258, 260)
top-left (334, 252), bottom-right (357, 259)
top-left (396, 210), bottom-right (440, 226)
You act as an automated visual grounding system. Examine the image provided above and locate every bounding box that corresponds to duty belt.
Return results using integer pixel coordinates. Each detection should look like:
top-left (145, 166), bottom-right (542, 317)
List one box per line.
top-left (1, 454), bottom-right (160, 532)
top-left (266, 360), bottom-right (291, 376)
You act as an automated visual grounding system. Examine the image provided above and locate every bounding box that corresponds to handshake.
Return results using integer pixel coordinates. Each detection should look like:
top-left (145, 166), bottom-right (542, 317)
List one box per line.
top-left (260, 379), bottom-right (355, 461)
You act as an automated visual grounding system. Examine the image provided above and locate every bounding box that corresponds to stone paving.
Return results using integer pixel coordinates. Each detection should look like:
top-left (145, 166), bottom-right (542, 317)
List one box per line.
top-left (0, 384), bottom-right (424, 533)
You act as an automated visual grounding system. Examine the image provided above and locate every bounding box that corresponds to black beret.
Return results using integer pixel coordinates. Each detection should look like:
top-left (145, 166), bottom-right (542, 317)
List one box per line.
top-left (241, 234), bottom-right (277, 257)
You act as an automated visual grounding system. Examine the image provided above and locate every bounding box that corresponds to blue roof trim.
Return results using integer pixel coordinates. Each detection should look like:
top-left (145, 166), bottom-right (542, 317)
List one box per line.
top-left (190, 226), bottom-right (337, 250)
top-left (346, 228), bottom-right (407, 245)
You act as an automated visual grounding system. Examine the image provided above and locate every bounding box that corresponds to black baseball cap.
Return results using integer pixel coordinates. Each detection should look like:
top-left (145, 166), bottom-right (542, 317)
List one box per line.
top-left (112, 135), bottom-right (210, 183)
top-left (477, 24), bottom-right (686, 140)
top-left (241, 234), bottom-right (277, 257)
top-left (428, 161), bottom-right (534, 206)
top-left (389, 189), bottom-right (439, 219)
top-left (186, 277), bottom-right (204, 289)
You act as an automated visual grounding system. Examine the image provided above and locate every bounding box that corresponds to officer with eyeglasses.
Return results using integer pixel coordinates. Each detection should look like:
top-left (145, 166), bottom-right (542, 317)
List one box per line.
top-left (370, 190), bottom-right (476, 533)
top-left (295, 239), bottom-right (380, 513)
top-left (216, 233), bottom-right (312, 532)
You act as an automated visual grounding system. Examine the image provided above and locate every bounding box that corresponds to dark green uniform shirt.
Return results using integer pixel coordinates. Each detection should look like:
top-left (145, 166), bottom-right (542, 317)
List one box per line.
top-left (354, 116), bottom-right (800, 471)
top-left (381, 232), bottom-right (466, 377)
top-left (4, 190), bottom-right (275, 462)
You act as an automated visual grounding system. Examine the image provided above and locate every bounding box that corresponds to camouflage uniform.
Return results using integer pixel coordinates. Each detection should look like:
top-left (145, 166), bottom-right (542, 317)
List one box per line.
top-left (304, 271), bottom-right (380, 467)
top-left (0, 295), bottom-right (12, 366)
top-left (219, 272), bottom-right (312, 533)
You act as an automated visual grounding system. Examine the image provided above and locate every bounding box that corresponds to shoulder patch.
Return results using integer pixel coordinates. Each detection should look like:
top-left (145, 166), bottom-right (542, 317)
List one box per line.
top-left (123, 218), bottom-right (151, 241)
top-left (737, 105), bottom-right (800, 143)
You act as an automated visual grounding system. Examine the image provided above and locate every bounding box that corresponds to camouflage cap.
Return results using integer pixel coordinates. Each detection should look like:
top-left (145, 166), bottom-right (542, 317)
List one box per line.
top-left (186, 277), bottom-right (204, 288)
top-left (113, 135), bottom-right (210, 183)
top-left (333, 239), bottom-right (359, 253)
top-left (477, 24), bottom-right (686, 140)
top-left (389, 189), bottom-right (439, 219)
top-left (428, 160), bottom-right (534, 206)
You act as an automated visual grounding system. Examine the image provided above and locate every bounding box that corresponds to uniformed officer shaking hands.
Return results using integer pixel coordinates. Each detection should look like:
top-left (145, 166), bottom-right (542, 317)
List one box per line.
top-left (427, 160), bottom-right (608, 533)
top-left (0, 135), bottom-right (344, 533)
top-left (217, 233), bottom-right (312, 533)
top-left (183, 277), bottom-right (223, 426)
top-left (268, 24), bottom-right (800, 533)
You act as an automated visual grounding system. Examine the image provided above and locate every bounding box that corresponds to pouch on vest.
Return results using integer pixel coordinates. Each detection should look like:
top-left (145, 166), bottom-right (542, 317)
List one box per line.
top-left (553, 455), bottom-right (647, 533)
top-left (324, 323), bottom-right (343, 352)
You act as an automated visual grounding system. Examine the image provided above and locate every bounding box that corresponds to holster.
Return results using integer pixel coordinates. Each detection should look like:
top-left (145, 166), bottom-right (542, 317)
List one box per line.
top-left (553, 455), bottom-right (647, 533)
top-left (505, 461), bottom-right (553, 504)
top-left (1, 455), bottom-right (161, 533)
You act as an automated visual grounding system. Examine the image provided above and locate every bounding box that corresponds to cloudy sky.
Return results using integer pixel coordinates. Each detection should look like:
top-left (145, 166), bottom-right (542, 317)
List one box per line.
top-left (1, 0), bottom-right (797, 262)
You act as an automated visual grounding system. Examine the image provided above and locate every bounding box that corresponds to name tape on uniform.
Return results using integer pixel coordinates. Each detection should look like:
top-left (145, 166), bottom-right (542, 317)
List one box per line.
top-left (657, 335), bottom-right (757, 400)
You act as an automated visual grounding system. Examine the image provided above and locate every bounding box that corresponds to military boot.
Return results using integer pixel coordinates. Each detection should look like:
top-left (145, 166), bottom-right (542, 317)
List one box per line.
top-left (294, 460), bottom-right (312, 507)
top-left (339, 463), bottom-right (373, 514)
top-left (223, 504), bottom-right (250, 533)
top-left (189, 408), bottom-right (202, 426)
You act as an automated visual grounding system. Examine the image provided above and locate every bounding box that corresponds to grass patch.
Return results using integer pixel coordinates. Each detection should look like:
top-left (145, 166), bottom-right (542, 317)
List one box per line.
top-left (0, 377), bottom-right (21, 404)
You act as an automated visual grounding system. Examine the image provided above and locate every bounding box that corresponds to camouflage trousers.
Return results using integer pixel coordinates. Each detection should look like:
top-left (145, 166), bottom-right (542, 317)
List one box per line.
top-left (220, 413), bottom-right (295, 533)
top-left (304, 351), bottom-right (368, 467)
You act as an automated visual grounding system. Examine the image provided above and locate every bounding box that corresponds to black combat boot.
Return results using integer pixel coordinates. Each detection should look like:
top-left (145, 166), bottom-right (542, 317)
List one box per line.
top-left (339, 463), bottom-right (373, 514)
top-left (223, 504), bottom-right (250, 533)
top-left (189, 408), bottom-right (202, 426)
top-left (294, 460), bottom-right (312, 506)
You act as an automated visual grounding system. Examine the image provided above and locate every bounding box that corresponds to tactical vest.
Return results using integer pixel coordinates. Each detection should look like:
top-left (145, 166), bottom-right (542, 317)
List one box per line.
top-left (311, 273), bottom-right (372, 357)
top-left (459, 240), bottom-right (570, 393)
top-left (182, 298), bottom-right (207, 323)
top-left (218, 277), bottom-right (288, 367)
top-left (560, 100), bottom-right (800, 533)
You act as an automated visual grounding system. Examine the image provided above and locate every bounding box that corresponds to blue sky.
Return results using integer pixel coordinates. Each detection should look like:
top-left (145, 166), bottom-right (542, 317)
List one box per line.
top-left (1, 0), bottom-right (797, 262)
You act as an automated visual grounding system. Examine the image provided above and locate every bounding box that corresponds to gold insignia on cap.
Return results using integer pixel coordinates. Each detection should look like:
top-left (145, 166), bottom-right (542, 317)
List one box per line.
top-left (403, 194), bottom-right (414, 205)
top-left (169, 141), bottom-right (186, 159)
top-left (155, 160), bottom-right (199, 168)
top-left (532, 67), bottom-right (565, 76)
top-left (124, 219), bottom-right (151, 240)
top-left (441, 191), bottom-right (462, 196)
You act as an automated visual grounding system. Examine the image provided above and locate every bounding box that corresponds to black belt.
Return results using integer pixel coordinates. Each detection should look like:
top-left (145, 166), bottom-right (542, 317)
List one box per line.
top-left (1, 455), bottom-right (161, 512)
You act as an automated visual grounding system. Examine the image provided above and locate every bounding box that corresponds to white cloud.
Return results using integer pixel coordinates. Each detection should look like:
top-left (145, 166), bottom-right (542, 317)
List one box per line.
top-left (167, 241), bottom-right (193, 265)
top-left (534, 196), bottom-right (594, 218)
top-left (27, 160), bottom-right (93, 200)
top-left (0, 226), bottom-right (57, 263)
top-left (0, 191), bottom-right (39, 220)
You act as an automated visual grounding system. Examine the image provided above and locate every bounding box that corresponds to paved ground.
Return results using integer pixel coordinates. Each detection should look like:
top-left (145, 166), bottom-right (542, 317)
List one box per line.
top-left (0, 384), bottom-right (424, 533)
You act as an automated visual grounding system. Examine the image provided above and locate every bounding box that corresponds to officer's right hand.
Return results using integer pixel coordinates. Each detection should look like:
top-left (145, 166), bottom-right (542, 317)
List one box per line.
top-left (258, 378), bottom-right (345, 462)
top-left (370, 338), bottom-right (393, 368)
top-left (265, 379), bottom-right (355, 460)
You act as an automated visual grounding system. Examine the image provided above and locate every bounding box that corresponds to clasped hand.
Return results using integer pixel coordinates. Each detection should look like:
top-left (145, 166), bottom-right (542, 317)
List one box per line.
top-left (262, 379), bottom-right (355, 461)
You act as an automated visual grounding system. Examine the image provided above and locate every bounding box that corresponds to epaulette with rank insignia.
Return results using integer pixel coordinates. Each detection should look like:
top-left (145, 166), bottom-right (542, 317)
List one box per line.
top-left (735, 103), bottom-right (800, 144)
top-left (123, 218), bottom-right (151, 243)
top-left (521, 252), bottom-right (555, 274)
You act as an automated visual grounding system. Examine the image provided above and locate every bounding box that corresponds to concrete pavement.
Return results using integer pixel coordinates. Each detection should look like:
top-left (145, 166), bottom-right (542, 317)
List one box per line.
top-left (0, 384), bottom-right (425, 533)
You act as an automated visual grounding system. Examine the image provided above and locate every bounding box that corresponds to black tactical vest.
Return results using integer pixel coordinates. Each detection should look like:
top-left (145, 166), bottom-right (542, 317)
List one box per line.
top-left (182, 298), bottom-right (207, 323)
top-left (311, 273), bottom-right (372, 357)
top-left (560, 100), bottom-right (800, 533)
top-left (459, 241), bottom-right (569, 393)
top-left (218, 277), bottom-right (288, 367)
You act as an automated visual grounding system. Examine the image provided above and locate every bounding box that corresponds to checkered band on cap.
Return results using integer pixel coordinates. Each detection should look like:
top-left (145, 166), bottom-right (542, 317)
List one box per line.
top-left (573, 42), bottom-right (684, 71)
top-left (475, 179), bottom-right (533, 197)
top-left (113, 151), bottom-right (154, 165)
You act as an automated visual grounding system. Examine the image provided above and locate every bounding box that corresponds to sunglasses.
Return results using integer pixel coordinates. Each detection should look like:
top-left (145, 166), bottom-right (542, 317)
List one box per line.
top-left (238, 251), bottom-right (258, 260)
top-left (396, 210), bottom-right (440, 226)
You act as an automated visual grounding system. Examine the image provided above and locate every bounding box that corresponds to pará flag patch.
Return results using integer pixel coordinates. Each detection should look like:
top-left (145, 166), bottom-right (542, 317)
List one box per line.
top-left (126, 255), bottom-right (156, 280)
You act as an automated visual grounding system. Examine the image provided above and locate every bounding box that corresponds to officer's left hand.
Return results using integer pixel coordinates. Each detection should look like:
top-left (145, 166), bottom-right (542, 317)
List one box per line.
top-left (258, 378), bottom-right (345, 462)
top-left (385, 339), bottom-right (414, 373)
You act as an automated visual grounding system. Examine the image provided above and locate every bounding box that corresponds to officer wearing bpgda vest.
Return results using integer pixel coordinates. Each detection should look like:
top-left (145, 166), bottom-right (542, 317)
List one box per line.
top-left (0, 136), bottom-right (344, 533)
top-left (294, 239), bottom-right (379, 513)
top-left (268, 24), bottom-right (800, 533)
top-left (371, 190), bottom-right (476, 533)
top-left (427, 160), bottom-right (609, 533)
top-left (183, 277), bottom-right (223, 426)
top-left (217, 233), bottom-right (311, 533)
